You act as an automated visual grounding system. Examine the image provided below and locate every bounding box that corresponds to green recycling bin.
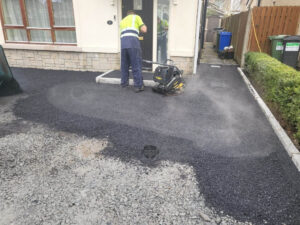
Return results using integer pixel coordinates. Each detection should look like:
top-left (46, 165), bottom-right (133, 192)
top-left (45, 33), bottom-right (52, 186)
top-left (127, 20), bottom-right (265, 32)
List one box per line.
top-left (269, 35), bottom-right (288, 61)
top-left (0, 45), bottom-right (22, 96)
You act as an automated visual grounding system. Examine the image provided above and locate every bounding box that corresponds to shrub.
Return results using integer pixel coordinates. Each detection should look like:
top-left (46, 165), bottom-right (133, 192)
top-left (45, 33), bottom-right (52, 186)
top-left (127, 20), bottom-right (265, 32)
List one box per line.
top-left (245, 52), bottom-right (300, 143)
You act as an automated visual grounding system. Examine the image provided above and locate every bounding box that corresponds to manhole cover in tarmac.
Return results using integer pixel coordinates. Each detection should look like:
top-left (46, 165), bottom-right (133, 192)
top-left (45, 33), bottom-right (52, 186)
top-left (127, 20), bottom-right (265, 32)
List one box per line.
top-left (142, 145), bottom-right (159, 160)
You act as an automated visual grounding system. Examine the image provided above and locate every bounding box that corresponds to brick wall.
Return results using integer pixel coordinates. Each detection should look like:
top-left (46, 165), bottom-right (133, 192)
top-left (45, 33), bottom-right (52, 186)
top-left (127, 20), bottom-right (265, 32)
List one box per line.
top-left (4, 49), bottom-right (120, 72)
top-left (170, 56), bottom-right (194, 75)
top-left (3, 49), bottom-right (194, 74)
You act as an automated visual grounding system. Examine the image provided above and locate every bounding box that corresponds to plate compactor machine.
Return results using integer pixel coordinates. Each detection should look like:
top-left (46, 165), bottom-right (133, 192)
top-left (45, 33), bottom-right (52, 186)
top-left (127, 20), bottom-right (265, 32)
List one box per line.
top-left (143, 59), bottom-right (184, 95)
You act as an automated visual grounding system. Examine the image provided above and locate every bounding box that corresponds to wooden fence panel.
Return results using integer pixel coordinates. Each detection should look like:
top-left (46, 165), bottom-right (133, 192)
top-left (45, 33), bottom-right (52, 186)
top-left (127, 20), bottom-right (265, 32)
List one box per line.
top-left (222, 6), bottom-right (300, 65)
top-left (249, 6), bottom-right (300, 54)
top-left (221, 11), bottom-right (249, 64)
top-left (235, 12), bottom-right (249, 65)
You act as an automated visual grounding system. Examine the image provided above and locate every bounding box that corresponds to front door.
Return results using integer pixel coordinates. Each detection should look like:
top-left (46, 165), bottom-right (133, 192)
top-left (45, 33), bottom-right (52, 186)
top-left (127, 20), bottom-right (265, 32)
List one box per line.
top-left (122, 0), bottom-right (153, 68)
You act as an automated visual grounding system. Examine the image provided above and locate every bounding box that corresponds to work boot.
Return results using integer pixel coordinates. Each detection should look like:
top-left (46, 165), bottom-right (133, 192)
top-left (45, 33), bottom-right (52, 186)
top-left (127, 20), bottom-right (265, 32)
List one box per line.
top-left (134, 85), bottom-right (144, 93)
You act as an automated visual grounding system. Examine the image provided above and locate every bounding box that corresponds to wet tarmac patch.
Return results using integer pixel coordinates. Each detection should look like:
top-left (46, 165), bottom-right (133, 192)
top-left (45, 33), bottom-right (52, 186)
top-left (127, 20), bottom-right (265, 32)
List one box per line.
top-left (45, 81), bottom-right (275, 158)
top-left (72, 87), bottom-right (85, 98)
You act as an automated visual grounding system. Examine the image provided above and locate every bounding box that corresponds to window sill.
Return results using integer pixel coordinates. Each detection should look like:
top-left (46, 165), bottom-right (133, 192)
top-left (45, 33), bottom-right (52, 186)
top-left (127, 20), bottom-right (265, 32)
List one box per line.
top-left (2, 43), bottom-right (83, 52)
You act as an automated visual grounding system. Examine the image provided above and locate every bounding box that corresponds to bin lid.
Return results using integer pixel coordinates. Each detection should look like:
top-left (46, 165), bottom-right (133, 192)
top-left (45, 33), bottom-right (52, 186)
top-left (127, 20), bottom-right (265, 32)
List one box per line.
top-left (269, 35), bottom-right (288, 40)
top-left (283, 35), bottom-right (300, 42)
top-left (220, 31), bottom-right (232, 35)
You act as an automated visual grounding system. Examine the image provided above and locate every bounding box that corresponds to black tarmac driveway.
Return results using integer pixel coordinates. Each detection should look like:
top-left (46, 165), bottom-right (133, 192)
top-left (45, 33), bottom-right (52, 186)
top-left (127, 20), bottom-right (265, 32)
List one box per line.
top-left (10, 64), bottom-right (300, 224)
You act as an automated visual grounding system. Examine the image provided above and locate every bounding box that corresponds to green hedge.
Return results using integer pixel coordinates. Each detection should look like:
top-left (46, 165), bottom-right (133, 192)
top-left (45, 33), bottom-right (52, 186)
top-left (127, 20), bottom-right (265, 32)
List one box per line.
top-left (245, 52), bottom-right (300, 143)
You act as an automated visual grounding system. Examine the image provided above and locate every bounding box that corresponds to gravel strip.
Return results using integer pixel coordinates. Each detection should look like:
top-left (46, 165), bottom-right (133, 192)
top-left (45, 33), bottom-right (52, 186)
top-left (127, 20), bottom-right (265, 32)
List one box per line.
top-left (0, 114), bottom-right (250, 225)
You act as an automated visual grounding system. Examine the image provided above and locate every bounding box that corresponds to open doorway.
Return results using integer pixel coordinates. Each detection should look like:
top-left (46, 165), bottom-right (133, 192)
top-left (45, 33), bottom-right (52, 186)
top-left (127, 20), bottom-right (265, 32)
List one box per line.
top-left (122, 0), bottom-right (153, 68)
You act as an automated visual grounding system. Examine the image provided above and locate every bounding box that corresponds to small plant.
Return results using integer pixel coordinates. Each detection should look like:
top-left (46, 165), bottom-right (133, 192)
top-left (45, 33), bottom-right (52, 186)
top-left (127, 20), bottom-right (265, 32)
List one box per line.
top-left (245, 52), bottom-right (300, 143)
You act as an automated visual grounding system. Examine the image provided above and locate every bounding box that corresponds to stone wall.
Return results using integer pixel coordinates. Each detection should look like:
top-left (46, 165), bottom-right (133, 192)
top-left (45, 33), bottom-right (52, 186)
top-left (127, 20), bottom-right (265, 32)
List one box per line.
top-left (4, 49), bottom-right (120, 72)
top-left (170, 56), bottom-right (194, 75)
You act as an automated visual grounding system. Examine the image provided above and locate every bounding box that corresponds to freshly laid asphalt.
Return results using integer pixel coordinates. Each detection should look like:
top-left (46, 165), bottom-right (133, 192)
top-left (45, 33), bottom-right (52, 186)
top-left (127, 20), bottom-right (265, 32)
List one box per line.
top-left (6, 65), bottom-right (300, 224)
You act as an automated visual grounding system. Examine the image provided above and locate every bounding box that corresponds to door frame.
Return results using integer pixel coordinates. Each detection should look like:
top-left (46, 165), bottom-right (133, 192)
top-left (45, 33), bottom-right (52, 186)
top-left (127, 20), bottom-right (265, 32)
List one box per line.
top-left (118, 0), bottom-right (162, 71)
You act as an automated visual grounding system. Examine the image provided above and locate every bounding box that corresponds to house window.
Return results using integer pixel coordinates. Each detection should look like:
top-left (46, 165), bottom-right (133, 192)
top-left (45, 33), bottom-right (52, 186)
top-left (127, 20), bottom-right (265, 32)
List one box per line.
top-left (0, 0), bottom-right (76, 44)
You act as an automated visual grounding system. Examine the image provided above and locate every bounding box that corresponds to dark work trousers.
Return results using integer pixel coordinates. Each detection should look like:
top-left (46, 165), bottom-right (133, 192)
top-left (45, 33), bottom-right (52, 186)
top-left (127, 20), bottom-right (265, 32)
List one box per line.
top-left (121, 48), bottom-right (144, 88)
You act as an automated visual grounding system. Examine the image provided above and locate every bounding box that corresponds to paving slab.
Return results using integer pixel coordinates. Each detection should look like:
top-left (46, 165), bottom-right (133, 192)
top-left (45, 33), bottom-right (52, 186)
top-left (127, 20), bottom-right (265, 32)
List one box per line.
top-left (201, 42), bottom-right (237, 65)
top-left (0, 66), bottom-right (299, 225)
top-left (101, 70), bottom-right (154, 80)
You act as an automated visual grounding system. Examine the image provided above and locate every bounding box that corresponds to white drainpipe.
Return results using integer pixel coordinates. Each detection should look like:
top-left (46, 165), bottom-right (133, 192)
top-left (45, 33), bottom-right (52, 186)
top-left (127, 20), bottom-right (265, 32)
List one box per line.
top-left (193, 0), bottom-right (202, 74)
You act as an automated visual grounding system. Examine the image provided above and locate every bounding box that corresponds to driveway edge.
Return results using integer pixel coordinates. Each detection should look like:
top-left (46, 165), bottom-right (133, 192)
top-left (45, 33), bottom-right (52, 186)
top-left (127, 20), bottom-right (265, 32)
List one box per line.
top-left (237, 67), bottom-right (300, 172)
top-left (95, 70), bottom-right (156, 87)
top-left (95, 70), bottom-right (114, 83)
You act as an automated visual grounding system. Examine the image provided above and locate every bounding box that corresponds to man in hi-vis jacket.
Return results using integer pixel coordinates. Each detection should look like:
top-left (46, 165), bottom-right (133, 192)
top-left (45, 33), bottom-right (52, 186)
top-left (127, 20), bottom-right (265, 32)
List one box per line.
top-left (120, 10), bottom-right (147, 93)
